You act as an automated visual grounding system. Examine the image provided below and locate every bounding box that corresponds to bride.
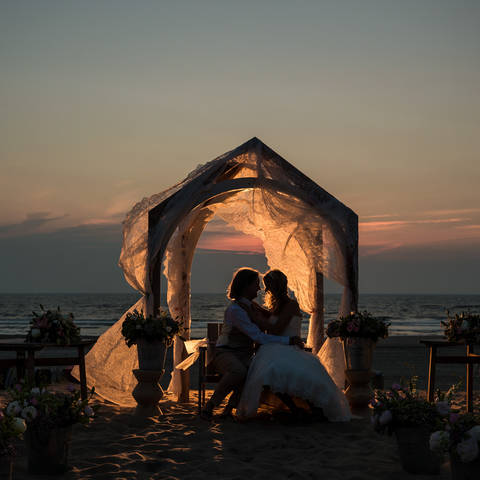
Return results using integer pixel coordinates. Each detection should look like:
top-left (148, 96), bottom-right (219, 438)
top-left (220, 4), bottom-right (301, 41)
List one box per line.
top-left (236, 269), bottom-right (351, 422)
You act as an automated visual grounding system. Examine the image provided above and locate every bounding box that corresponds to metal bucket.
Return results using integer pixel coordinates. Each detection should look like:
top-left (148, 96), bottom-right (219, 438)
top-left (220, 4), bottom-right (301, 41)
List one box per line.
top-left (395, 427), bottom-right (442, 475)
top-left (450, 452), bottom-right (480, 480)
top-left (343, 337), bottom-right (375, 371)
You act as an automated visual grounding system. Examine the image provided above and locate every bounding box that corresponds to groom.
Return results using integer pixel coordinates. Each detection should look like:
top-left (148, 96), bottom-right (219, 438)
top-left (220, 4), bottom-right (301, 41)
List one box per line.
top-left (201, 268), bottom-right (304, 420)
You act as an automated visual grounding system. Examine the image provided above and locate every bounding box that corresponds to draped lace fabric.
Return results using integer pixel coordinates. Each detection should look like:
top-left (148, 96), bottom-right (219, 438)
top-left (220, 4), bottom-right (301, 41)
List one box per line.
top-left (80, 138), bottom-right (358, 404)
top-left (71, 298), bottom-right (144, 406)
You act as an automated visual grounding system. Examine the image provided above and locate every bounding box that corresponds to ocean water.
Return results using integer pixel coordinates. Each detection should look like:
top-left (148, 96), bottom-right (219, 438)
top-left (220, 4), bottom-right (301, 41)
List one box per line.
top-left (1, 293), bottom-right (479, 339)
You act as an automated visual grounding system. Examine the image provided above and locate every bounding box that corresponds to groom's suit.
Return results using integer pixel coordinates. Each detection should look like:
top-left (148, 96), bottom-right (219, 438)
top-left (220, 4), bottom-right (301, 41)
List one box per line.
top-left (209, 297), bottom-right (289, 409)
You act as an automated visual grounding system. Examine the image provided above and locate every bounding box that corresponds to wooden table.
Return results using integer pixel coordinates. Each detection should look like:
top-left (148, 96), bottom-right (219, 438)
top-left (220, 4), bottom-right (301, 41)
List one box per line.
top-left (0, 343), bottom-right (44, 381)
top-left (0, 340), bottom-right (95, 400)
top-left (420, 340), bottom-right (480, 412)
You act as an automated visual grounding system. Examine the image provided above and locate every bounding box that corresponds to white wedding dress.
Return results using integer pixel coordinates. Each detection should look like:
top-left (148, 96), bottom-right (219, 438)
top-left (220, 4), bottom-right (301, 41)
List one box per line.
top-left (236, 316), bottom-right (351, 421)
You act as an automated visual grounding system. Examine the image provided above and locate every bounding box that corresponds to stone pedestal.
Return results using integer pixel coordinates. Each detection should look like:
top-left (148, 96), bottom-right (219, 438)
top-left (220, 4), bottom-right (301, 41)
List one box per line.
top-left (344, 369), bottom-right (372, 415)
top-left (132, 369), bottom-right (164, 417)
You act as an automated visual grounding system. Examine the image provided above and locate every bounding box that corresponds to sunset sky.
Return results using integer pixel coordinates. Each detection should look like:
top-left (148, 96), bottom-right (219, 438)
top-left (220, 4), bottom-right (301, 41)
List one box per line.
top-left (1, 0), bottom-right (479, 294)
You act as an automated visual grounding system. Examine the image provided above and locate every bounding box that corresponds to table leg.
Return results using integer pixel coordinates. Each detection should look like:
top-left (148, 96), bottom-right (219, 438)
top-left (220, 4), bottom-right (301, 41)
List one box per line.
top-left (78, 345), bottom-right (87, 401)
top-left (26, 349), bottom-right (35, 383)
top-left (427, 346), bottom-right (437, 402)
top-left (467, 345), bottom-right (473, 413)
top-left (16, 351), bottom-right (25, 381)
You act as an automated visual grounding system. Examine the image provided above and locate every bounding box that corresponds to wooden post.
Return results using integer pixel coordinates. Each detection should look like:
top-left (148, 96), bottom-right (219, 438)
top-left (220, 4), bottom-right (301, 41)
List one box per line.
top-left (467, 344), bottom-right (473, 413)
top-left (152, 255), bottom-right (162, 317)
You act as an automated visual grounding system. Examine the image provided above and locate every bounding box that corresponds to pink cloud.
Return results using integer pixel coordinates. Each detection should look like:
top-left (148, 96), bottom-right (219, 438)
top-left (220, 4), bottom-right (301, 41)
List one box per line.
top-left (198, 233), bottom-right (264, 254)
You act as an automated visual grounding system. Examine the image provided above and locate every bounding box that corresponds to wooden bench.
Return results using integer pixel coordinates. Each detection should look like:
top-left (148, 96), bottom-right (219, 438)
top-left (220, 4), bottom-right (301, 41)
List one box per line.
top-left (198, 323), bottom-right (222, 414)
top-left (420, 340), bottom-right (480, 412)
top-left (197, 323), bottom-right (314, 414)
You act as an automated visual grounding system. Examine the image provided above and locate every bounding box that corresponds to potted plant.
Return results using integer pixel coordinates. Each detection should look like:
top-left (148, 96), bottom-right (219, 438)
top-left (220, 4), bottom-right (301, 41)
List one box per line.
top-left (371, 378), bottom-right (451, 474)
top-left (6, 381), bottom-right (97, 474)
top-left (442, 312), bottom-right (480, 344)
top-left (26, 305), bottom-right (81, 344)
top-left (121, 309), bottom-right (183, 371)
top-left (327, 311), bottom-right (389, 409)
top-left (430, 413), bottom-right (480, 480)
top-left (0, 409), bottom-right (27, 480)
top-left (326, 310), bottom-right (389, 370)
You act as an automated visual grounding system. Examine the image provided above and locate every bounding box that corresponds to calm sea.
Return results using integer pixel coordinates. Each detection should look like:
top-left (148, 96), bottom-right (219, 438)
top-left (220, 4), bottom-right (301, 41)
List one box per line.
top-left (1, 293), bottom-right (479, 339)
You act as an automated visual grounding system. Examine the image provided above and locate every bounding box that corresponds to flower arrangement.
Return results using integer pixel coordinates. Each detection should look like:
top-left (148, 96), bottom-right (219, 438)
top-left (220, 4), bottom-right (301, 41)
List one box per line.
top-left (326, 310), bottom-right (389, 342)
top-left (430, 413), bottom-right (480, 463)
top-left (0, 410), bottom-right (26, 458)
top-left (6, 381), bottom-right (97, 432)
top-left (25, 305), bottom-right (81, 344)
top-left (441, 311), bottom-right (480, 344)
top-left (121, 309), bottom-right (183, 348)
top-left (370, 377), bottom-right (451, 435)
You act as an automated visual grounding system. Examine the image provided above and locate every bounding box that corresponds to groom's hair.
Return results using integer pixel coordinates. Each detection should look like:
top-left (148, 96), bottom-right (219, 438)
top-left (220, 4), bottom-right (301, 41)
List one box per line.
top-left (227, 268), bottom-right (259, 300)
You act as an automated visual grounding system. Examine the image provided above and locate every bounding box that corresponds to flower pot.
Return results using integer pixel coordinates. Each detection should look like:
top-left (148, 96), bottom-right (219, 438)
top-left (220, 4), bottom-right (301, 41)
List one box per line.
top-left (343, 337), bottom-right (375, 371)
top-left (450, 452), bottom-right (480, 480)
top-left (0, 456), bottom-right (14, 480)
top-left (136, 339), bottom-right (167, 371)
top-left (25, 425), bottom-right (72, 474)
top-left (395, 426), bottom-right (442, 474)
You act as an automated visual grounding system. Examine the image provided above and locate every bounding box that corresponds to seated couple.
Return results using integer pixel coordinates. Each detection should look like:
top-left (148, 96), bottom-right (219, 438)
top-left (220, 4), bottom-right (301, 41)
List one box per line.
top-left (201, 268), bottom-right (351, 422)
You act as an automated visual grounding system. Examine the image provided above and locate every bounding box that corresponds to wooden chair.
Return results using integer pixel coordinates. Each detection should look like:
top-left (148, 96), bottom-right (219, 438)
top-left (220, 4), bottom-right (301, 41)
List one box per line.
top-left (198, 323), bottom-right (222, 414)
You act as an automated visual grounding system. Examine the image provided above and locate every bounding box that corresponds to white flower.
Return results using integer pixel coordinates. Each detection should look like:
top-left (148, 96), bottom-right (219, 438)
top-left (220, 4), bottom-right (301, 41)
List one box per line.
top-left (379, 410), bottom-right (393, 425)
top-left (6, 401), bottom-right (21, 415)
top-left (466, 425), bottom-right (480, 443)
top-left (21, 406), bottom-right (37, 421)
top-left (429, 430), bottom-right (449, 452)
top-left (30, 387), bottom-right (40, 395)
top-left (11, 417), bottom-right (27, 434)
top-left (457, 437), bottom-right (479, 463)
top-left (166, 326), bottom-right (172, 333)
top-left (84, 406), bottom-right (94, 417)
top-left (435, 401), bottom-right (450, 416)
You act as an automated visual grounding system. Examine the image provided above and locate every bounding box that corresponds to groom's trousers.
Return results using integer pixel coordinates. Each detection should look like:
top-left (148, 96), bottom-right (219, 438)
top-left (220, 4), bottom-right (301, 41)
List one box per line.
top-left (209, 348), bottom-right (252, 408)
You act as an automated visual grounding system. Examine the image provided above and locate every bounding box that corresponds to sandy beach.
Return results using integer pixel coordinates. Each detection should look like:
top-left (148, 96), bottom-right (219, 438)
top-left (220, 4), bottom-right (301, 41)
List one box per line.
top-left (1, 336), bottom-right (478, 480)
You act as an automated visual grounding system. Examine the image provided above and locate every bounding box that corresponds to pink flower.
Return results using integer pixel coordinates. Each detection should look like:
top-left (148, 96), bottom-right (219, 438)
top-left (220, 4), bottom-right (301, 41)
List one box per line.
top-left (346, 323), bottom-right (354, 332)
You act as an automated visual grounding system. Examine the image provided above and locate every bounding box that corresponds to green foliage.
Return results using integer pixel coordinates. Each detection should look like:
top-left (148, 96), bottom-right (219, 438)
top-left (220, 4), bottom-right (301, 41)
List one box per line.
top-left (442, 311), bottom-right (480, 344)
top-left (371, 378), bottom-right (446, 435)
top-left (326, 310), bottom-right (389, 342)
top-left (121, 309), bottom-right (183, 348)
top-left (26, 305), bottom-right (81, 345)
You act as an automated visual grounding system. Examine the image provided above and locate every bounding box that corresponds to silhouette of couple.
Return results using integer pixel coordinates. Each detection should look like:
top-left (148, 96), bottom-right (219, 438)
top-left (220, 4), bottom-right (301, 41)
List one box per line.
top-left (202, 268), bottom-right (351, 422)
